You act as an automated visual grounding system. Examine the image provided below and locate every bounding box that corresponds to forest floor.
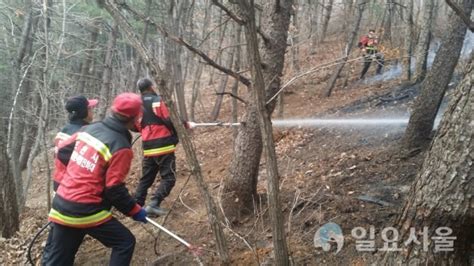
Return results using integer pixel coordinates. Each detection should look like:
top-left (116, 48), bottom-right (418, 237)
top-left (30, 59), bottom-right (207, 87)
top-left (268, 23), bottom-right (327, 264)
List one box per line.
top-left (2, 45), bottom-right (440, 265)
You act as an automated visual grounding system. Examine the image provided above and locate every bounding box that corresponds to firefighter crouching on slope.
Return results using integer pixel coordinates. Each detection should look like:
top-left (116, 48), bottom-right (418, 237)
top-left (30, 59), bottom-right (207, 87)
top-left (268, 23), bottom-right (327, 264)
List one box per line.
top-left (358, 29), bottom-right (384, 79)
top-left (42, 93), bottom-right (148, 266)
top-left (133, 78), bottom-right (190, 217)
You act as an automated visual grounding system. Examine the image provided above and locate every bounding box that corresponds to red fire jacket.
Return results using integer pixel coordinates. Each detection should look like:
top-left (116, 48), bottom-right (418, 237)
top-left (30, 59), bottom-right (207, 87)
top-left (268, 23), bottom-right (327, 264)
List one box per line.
top-left (135, 92), bottom-right (178, 157)
top-left (49, 116), bottom-right (140, 228)
top-left (53, 119), bottom-right (88, 191)
top-left (358, 35), bottom-right (379, 53)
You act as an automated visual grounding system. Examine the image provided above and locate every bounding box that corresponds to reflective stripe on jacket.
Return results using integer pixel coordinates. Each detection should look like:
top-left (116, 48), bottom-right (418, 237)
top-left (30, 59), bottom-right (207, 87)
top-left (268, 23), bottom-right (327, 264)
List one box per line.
top-left (136, 92), bottom-right (178, 157)
top-left (53, 120), bottom-right (89, 191)
top-left (49, 116), bottom-right (141, 228)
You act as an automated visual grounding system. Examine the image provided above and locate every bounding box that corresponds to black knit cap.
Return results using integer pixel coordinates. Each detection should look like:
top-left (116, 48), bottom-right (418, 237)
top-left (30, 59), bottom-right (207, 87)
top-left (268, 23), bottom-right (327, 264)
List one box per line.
top-left (65, 96), bottom-right (89, 121)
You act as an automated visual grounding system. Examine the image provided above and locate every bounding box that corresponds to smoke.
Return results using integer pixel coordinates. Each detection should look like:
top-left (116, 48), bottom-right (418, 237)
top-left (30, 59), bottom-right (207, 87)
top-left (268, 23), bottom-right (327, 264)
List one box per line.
top-left (363, 63), bottom-right (402, 84)
top-left (461, 30), bottom-right (474, 59)
top-left (362, 30), bottom-right (473, 85)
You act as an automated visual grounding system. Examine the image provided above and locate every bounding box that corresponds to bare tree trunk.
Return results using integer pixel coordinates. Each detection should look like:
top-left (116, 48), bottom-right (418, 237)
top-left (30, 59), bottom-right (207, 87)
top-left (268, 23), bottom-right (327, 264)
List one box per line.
top-left (402, 0), bottom-right (471, 151)
top-left (290, 2), bottom-right (300, 73)
top-left (238, 1), bottom-right (290, 264)
top-left (320, 0), bottom-right (334, 43)
top-left (98, 22), bottom-right (118, 119)
top-left (323, 0), bottom-right (366, 97)
top-left (210, 23), bottom-right (238, 121)
top-left (343, 0), bottom-right (355, 40)
top-left (168, 0), bottom-right (190, 121)
top-left (0, 145), bottom-right (19, 238)
top-left (310, 0), bottom-right (321, 54)
top-left (208, 10), bottom-right (227, 86)
top-left (24, 0), bottom-right (53, 207)
top-left (231, 26), bottom-right (242, 138)
top-left (382, 0), bottom-right (393, 45)
top-left (190, 64), bottom-right (203, 121)
top-left (102, 1), bottom-right (230, 263)
top-left (381, 54), bottom-right (473, 265)
top-left (190, 0), bottom-right (212, 122)
top-left (132, 0), bottom-right (152, 84)
top-left (7, 0), bottom-right (39, 206)
top-left (77, 19), bottom-right (100, 94)
top-left (224, 0), bottom-right (293, 222)
top-left (413, 0), bottom-right (434, 83)
top-left (404, 0), bottom-right (414, 80)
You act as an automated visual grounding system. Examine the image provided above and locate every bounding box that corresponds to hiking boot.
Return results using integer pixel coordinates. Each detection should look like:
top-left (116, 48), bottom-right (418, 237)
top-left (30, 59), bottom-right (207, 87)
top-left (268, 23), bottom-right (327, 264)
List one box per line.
top-left (145, 202), bottom-right (168, 217)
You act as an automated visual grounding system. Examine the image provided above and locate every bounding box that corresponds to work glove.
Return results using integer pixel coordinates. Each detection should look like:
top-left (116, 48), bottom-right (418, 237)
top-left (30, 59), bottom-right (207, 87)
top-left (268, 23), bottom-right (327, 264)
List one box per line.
top-left (132, 208), bottom-right (148, 223)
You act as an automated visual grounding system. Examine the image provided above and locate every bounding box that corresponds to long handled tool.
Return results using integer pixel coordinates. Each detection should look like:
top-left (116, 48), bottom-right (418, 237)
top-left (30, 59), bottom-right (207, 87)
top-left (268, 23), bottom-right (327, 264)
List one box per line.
top-left (146, 217), bottom-right (203, 256)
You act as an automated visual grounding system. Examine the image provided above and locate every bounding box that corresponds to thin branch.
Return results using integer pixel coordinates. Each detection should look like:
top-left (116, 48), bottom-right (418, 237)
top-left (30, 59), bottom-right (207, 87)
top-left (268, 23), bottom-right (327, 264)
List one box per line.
top-left (211, 0), bottom-right (245, 25)
top-left (445, 0), bottom-right (474, 31)
top-left (257, 27), bottom-right (271, 45)
top-left (118, 2), bottom-right (251, 87)
top-left (390, 1), bottom-right (407, 9)
top-left (215, 92), bottom-right (248, 104)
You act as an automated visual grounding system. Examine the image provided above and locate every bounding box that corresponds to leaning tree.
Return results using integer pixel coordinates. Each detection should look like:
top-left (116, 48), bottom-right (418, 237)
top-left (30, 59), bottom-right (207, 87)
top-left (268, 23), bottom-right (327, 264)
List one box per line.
top-left (381, 54), bottom-right (473, 265)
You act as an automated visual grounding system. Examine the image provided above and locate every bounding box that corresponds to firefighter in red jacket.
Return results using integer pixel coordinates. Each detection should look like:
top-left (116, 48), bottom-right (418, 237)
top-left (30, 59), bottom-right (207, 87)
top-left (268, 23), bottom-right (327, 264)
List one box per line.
top-left (358, 29), bottom-right (384, 79)
top-left (43, 95), bottom-right (98, 263)
top-left (53, 95), bottom-right (98, 190)
top-left (42, 93), bottom-right (147, 266)
top-left (133, 78), bottom-right (181, 217)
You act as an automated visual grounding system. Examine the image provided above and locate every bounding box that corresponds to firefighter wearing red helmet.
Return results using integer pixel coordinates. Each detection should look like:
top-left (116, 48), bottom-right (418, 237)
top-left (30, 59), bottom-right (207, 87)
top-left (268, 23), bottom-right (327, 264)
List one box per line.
top-left (42, 93), bottom-right (147, 266)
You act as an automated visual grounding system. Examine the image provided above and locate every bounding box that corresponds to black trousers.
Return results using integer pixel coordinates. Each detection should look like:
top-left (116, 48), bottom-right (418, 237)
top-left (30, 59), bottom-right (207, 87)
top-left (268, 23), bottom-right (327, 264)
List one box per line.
top-left (42, 218), bottom-right (135, 266)
top-left (360, 53), bottom-right (384, 79)
top-left (134, 153), bottom-right (176, 207)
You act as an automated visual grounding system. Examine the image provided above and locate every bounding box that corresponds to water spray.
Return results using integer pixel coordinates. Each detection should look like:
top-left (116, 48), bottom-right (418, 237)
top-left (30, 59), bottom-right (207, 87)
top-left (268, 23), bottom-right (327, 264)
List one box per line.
top-left (188, 117), bottom-right (442, 129)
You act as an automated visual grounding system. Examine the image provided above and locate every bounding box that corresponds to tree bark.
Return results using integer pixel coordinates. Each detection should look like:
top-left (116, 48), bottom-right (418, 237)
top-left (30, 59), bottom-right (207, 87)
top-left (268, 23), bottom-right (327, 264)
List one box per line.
top-left (0, 145), bottom-right (19, 238)
top-left (320, 0), bottom-right (334, 43)
top-left (404, 0), bottom-right (414, 81)
top-left (98, 22), bottom-right (118, 119)
top-left (132, 0), bottom-right (152, 85)
top-left (310, 0), bottom-right (321, 54)
top-left (290, 2), bottom-right (300, 73)
top-left (7, 0), bottom-right (39, 206)
top-left (402, 0), bottom-right (472, 151)
top-left (208, 10), bottom-right (228, 86)
top-left (323, 0), bottom-right (366, 97)
top-left (237, 1), bottom-right (290, 264)
top-left (190, 0), bottom-right (212, 122)
top-left (210, 23), bottom-right (238, 121)
top-left (223, 0), bottom-right (293, 221)
top-left (231, 26), bottom-right (242, 138)
top-left (102, 1), bottom-right (230, 263)
top-left (382, 0), bottom-right (393, 45)
top-left (381, 54), bottom-right (473, 266)
top-left (413, 0), bottom-right (434, 83)
top-left (77, 19), bottom-right (100, 94)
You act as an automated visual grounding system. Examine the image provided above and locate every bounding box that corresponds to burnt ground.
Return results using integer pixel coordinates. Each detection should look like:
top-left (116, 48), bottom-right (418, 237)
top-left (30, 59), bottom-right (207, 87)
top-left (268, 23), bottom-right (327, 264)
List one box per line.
top-left (1, 44), bottom-right (440, 265)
